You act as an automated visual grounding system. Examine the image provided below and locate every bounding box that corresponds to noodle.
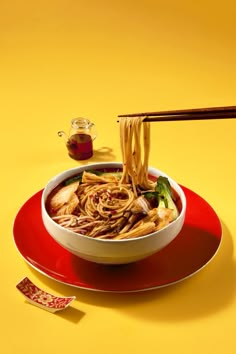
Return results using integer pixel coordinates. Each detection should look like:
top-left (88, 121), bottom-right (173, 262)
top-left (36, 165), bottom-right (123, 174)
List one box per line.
top-left (119, 117), bottom-right (154, 194)
top-left (47, 117), bottom-right (178, 239)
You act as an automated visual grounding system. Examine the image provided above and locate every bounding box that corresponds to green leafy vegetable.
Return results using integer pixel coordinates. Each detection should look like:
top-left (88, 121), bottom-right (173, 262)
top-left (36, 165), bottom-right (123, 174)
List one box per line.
top-left (155, 176), bottom-right (179, 219)
top-left (143, 176), bottom-right (179, 219)
top-left (63, 174), bottom-right (83, 185)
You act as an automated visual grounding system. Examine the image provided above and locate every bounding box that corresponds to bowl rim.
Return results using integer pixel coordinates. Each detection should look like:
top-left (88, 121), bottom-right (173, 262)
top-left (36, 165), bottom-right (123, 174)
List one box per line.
top-left (41, 162), bottom-right (186, 243)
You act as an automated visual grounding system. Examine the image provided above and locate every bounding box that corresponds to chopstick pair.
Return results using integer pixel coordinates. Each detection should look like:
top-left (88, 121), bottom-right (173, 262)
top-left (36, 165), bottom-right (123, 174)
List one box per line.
top-left (117, 106), bottom-right (236, 122)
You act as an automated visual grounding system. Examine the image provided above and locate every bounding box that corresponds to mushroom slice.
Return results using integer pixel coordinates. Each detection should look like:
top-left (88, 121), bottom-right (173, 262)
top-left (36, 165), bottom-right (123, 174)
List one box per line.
top-left (49, 181), bottom-right (80, 214)
top-left (55, 193), bottom-right (79, 216)
top-left (130, 196), bottom-right (151, 214)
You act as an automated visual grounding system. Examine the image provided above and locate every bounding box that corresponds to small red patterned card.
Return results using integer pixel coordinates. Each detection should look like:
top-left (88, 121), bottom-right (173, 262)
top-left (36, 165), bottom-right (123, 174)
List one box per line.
top-left (16, 277), bottom-right (76, 313)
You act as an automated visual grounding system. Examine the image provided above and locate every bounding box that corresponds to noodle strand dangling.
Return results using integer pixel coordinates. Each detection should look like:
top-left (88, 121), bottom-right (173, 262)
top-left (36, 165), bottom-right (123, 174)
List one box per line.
top-left (119, 117), bottom-right (154, 194)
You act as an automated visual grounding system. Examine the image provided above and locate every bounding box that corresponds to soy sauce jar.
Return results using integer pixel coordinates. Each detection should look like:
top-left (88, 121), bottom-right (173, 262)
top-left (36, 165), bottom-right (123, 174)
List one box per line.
top-left (58, 118), bottom-right (97, 160)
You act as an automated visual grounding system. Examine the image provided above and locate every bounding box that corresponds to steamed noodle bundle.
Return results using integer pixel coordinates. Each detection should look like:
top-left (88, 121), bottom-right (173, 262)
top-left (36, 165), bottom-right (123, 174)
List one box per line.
top-left (47, 117), bottom-right (179, 239)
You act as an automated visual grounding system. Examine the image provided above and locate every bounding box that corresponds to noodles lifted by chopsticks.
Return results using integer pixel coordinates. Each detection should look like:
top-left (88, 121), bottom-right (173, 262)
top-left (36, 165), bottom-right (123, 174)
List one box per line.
top-left (46, 117), bottom-right (178, 239)
top-left (119, 117), bottom-right (154, 195)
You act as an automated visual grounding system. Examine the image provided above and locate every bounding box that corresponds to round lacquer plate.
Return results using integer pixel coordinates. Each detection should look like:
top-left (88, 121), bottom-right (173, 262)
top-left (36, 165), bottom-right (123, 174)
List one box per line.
top-left (13, 187), bottom-right (222, 292)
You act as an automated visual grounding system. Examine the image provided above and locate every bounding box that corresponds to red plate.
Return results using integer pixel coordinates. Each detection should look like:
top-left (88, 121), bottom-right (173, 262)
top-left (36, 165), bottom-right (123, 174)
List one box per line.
top-left (13, 187), bottom-right (222, 292)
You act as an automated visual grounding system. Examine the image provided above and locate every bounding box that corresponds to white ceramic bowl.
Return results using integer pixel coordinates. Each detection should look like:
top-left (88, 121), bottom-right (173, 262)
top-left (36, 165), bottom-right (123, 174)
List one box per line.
top-left (41, 162), bottom-right (186, 264)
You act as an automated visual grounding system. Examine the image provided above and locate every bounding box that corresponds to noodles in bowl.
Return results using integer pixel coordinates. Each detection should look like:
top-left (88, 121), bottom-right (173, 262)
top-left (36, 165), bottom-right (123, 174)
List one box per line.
top-left (41, 118), bottom-right (186, 264)
top-left (46, 167), bottom-right (181, 240)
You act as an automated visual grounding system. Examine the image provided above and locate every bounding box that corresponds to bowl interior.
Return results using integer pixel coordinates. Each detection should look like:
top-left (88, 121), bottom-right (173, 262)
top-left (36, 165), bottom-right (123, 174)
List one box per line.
top-left (42, 162), bottom-right (186, 238)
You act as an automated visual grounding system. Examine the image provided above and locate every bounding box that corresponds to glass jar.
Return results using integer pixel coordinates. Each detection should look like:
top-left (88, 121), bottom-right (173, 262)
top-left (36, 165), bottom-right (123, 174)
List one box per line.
top-left (58, 118), bottom-right (97, 160)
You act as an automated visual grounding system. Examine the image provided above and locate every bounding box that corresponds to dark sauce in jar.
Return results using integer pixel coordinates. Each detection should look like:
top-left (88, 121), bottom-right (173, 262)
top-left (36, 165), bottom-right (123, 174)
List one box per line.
top-left (66, 133), bottom-right (93, 160)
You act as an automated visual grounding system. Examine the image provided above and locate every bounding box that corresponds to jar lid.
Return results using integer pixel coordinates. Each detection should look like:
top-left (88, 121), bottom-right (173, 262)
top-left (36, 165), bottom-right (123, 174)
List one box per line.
top-left (71, 118), bottom-right (91, 129)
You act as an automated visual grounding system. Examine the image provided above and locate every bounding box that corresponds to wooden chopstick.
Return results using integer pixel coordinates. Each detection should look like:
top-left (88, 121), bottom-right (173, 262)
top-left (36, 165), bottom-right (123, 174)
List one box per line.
top-left (117, 106), bottom-right (236, 122)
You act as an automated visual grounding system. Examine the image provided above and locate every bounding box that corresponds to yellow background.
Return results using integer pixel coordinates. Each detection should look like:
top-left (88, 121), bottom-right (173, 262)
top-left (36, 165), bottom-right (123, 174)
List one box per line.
top-left (1, 1), bottom-right (236, 353)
